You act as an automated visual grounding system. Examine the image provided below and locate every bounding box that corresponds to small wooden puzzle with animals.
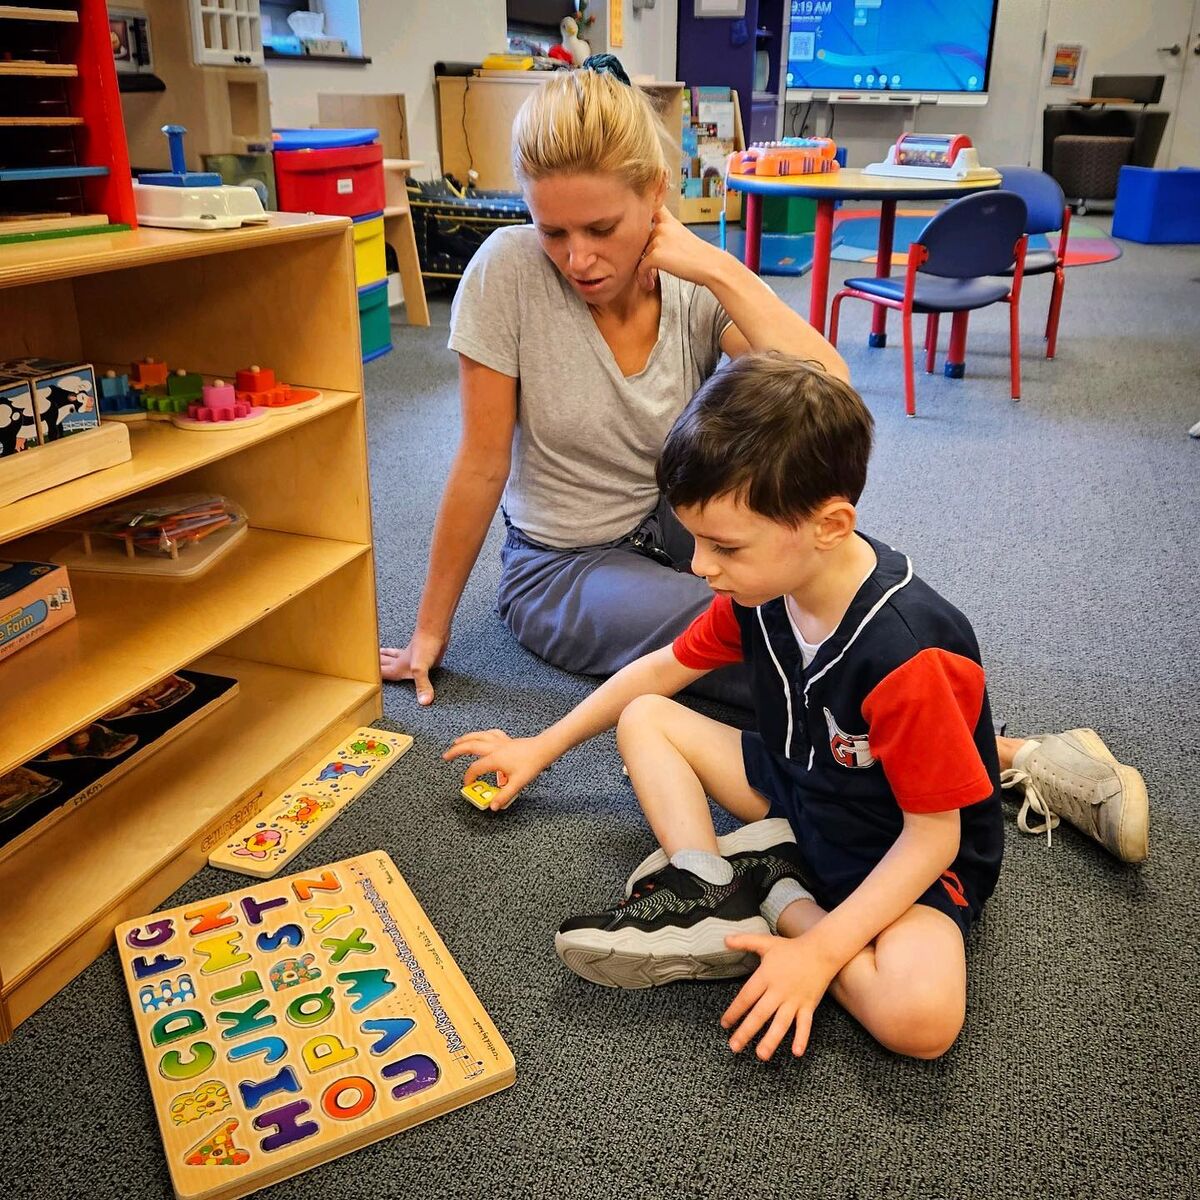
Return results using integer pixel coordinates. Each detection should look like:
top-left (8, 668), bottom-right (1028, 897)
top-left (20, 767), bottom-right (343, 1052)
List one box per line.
top-left (115, 850), bottom-right (515, 1200)
top-left (208, 728), bottom-right (412, 879)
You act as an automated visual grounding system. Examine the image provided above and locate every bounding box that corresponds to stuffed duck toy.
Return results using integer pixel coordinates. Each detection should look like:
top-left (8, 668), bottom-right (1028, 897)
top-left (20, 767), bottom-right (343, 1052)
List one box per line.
top-left (560, 15), bottom-right (591, 66)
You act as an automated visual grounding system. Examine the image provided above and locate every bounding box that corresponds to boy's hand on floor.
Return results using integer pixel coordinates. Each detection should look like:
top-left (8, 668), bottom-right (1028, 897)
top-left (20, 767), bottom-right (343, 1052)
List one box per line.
top-left (720, 933), bottom-right (838, 1061)
top-left (443, 730), bottom-right (554, 811)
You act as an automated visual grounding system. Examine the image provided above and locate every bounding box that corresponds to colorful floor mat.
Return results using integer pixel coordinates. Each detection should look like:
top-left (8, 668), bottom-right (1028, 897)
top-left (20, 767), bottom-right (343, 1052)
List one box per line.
top-left (708, 228), bottom-right (816, 276)
top-left (830, 207), bottom-right (1121, 267)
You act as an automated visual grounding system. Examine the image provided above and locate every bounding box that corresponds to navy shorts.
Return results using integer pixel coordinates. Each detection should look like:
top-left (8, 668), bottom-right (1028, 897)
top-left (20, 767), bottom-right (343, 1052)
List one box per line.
top-left (742, 732), bottom-right (977, 941)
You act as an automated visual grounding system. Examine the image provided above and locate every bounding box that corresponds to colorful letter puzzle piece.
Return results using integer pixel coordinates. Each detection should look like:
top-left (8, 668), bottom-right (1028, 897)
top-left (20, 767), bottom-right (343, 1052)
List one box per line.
top-left (208, 728), bottom-right (413, 879)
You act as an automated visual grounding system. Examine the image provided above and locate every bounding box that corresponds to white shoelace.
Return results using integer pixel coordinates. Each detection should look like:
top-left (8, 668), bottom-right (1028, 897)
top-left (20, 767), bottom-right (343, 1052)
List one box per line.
top-left (1000, 768), bottom-right (1060, 847)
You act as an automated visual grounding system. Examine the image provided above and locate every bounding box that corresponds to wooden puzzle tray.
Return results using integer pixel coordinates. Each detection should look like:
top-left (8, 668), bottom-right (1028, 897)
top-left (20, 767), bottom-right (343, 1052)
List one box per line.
top-left (115, 851), bottom-right (516, 1200)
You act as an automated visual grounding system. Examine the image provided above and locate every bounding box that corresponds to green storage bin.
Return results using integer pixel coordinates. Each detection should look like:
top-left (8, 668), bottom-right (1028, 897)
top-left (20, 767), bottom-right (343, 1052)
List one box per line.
top-left (762, 195), bottom-right (816, 235)
top-left (202, 153), bottom-right (277, 211)
top-left (358, 281), bottom-right (392, 363)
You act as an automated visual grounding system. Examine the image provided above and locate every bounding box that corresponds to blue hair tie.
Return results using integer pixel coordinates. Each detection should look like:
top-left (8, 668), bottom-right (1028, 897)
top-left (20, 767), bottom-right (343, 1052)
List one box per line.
top-left (583, 54), bottom-right (632, 87)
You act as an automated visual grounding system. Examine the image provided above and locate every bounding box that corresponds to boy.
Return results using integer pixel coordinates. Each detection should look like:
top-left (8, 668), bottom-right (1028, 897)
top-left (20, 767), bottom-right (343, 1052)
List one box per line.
top-left (446, 352), bottom-right (1004, 1062)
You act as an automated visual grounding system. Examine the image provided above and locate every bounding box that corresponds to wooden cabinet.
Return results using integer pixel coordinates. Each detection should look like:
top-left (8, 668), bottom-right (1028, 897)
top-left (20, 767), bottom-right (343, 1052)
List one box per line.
top-left (0, 213), bottom-right (381, 1039)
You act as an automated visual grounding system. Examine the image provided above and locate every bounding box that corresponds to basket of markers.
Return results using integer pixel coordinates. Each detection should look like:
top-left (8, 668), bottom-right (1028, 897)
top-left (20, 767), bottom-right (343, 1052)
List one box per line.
top-left (54, 493), bottom-right (248, 578)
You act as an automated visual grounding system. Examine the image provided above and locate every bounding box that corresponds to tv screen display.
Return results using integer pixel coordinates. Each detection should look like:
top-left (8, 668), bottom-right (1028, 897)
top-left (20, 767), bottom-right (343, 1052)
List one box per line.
top-left (785, 0), bottom-right (999, 94)
top-left (507, 0), bottom-right (571, 31)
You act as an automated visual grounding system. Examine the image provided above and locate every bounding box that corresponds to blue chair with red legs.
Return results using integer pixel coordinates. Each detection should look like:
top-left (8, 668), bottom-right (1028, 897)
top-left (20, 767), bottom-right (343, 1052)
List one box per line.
top-left (829, 191), bottom-right (1028, 417)
top-left (996, 166), bottom-right (1071, 359)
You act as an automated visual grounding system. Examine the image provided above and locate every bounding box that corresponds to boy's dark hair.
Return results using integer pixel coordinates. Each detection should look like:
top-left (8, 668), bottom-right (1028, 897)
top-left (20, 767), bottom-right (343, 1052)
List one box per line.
top-left (656, 352), bottom-right (874, 523)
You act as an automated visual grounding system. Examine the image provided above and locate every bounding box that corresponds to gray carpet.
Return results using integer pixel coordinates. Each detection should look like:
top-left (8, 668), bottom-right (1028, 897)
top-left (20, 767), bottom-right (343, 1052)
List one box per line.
top-left (3, 230), bottom-right (1198, 1199)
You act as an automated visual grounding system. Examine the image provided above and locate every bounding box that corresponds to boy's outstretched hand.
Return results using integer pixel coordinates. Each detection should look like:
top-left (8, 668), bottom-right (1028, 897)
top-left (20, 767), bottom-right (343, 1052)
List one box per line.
top-left (720, 932), bottom-right (839, 1060)
top-left (443, 729), bottom-right (555, 811)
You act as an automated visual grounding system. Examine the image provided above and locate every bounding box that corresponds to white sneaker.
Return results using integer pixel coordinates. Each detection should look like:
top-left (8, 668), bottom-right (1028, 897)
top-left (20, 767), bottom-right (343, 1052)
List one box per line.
top-left (1001, 729), bottom-right (1148, 863)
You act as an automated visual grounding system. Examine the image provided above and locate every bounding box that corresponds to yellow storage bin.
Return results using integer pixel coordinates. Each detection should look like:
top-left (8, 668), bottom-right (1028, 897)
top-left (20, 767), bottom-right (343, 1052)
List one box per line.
top-left (352, 213), bottom-right (387, 287)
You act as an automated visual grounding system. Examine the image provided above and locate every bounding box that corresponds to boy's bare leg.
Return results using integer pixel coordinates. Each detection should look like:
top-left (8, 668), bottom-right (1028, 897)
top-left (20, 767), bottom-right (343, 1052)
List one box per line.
top-left (616, 693), bottom-right (771, 857)
top-left (772, 898), bottom-right (966, 1060)
top-left (555, 695), bottom-right (775, 989)
top-left (996, 736), bottom-right (1024, 770)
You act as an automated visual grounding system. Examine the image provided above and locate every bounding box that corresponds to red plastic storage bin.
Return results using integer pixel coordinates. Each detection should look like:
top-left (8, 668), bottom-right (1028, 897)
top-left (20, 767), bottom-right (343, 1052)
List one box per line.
top-left (273, 143), bottom-right (384, 217)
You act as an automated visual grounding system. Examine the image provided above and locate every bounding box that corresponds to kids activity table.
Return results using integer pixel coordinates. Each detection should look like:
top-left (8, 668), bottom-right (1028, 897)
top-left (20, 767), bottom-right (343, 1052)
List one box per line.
top-left (727, 168), bottom-right (1000, 356)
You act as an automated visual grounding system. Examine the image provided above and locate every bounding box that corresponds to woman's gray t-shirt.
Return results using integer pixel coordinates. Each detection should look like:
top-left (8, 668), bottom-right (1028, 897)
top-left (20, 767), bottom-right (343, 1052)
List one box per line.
top-left (448, 224), bottom-right (732, 549)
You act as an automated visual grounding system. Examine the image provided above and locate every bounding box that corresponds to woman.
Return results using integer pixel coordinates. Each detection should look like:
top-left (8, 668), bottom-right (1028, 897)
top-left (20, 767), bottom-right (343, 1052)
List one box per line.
top-left (382, 63), bottom-right (841, 708)
top-left (383, 62), bottom-right (1147, 860)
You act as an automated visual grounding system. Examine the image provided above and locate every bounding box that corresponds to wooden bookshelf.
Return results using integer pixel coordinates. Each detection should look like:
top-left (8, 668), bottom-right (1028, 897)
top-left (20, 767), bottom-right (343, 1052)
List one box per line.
top-left (0, 4), bottom-right (79, 20)
top-left (0, 116), bottom-right (84, 126)
top-left (0, 213), bottom-right (381, 1039)
top-left (0, 62), bottom-right (78, 76)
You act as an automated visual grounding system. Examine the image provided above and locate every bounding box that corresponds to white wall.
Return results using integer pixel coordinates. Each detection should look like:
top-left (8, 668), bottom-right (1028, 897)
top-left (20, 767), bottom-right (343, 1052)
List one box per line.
top-left (611, 0), bottom-right (680, 86)
top-left (266, 1), bottom-right (508, 177)
top-left (266, 1), bottom-right (678, 179)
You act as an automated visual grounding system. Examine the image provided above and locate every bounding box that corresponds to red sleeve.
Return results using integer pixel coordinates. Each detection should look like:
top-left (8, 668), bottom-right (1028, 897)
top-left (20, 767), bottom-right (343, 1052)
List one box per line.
top-left (672, 594), bottom-right (744, 670)
top-left (861, 647), bottom-right (992, 814)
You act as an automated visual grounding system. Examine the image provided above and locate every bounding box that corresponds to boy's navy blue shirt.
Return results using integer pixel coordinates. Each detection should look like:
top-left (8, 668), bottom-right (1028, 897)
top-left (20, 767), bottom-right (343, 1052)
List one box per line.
top-left (674, 533), bottom-right (1004, 917)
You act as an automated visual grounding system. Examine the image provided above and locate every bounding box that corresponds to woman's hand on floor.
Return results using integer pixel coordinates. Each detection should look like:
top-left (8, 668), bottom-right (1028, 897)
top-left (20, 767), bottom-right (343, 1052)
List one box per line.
top-left (443, 729), bottom-right (555, 811)
top-left (380, 628), bottom-right (448, 704)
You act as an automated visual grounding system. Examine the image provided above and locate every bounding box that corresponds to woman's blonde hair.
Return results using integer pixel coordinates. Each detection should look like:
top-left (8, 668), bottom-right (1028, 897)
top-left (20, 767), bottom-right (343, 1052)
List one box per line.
top-left (512, 68), bottom-right (670, 196)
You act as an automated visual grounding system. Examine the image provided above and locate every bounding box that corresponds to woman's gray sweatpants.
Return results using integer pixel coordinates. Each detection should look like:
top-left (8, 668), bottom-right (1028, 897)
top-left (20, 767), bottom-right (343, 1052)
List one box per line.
top-left (495, 498), bottom-right (752, 709)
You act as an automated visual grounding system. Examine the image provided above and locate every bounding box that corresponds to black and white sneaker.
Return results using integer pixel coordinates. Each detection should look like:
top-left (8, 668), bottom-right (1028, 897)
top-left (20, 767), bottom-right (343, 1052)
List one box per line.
top-left (624, 818), bottom-right (798, 897)
top-left (555, 865), bottom-right (770, 989)
top-left (733, 838), bottom-right (813, 897)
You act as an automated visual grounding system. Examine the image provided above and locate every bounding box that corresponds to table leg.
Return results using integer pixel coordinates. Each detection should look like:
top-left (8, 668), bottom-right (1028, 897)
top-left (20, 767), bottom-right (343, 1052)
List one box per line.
top-left (870, 199), bottom-right (896, 348)
top-left (743, 192), bottom-right (762, 275)
top-left (946, 311), bottom-right (969, 378)
top-left (809, 197), bottom-right (835, 336)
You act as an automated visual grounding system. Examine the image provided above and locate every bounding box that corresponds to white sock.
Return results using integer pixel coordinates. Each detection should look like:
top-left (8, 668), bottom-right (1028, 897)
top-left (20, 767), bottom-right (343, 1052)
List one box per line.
top-left (669, 849), bottom-right (733, 886)
top-left (761, 878), bottom-right (814, 933)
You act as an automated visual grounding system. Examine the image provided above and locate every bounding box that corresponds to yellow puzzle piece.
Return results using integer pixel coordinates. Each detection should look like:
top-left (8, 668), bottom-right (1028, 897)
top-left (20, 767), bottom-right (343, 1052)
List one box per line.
top-left (460, 780), bottom-right (498, 810)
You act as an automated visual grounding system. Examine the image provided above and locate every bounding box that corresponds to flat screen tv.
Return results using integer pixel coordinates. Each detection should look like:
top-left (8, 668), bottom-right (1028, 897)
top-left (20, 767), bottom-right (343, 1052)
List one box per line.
top-left (784, 0), bottom-right (999, 102)
top-left (507, 0), bottom-right (571, 33)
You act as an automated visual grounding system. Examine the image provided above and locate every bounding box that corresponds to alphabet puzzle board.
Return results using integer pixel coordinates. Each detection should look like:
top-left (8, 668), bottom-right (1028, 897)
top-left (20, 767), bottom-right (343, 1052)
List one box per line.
top-left (115, 851), bottom-right (516, 1200)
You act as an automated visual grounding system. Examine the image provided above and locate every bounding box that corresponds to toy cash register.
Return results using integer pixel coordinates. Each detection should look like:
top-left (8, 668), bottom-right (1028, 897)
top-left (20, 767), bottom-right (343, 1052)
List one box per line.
top-left (863, 134), bottom-right (1000, 182)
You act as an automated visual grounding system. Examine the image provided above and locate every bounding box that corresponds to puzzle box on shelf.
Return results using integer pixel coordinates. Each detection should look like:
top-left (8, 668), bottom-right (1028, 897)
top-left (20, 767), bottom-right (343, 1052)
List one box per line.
top-left (0, 561), bottom-right (76, 664)
top-left (863, 134), bottom-right (1000, 182)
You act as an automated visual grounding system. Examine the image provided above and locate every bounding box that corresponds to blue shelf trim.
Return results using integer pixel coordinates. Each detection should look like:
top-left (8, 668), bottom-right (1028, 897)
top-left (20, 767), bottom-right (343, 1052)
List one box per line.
top-left (0, 166), bottom-right (111, 182)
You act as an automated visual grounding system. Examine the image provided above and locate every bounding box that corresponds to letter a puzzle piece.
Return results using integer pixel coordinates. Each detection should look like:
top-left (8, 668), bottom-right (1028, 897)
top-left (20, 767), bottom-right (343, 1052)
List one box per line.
top-left (208, 728), bottom-right (412, 879)
top-left (183, 1118), bottom-right (251, 1167)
